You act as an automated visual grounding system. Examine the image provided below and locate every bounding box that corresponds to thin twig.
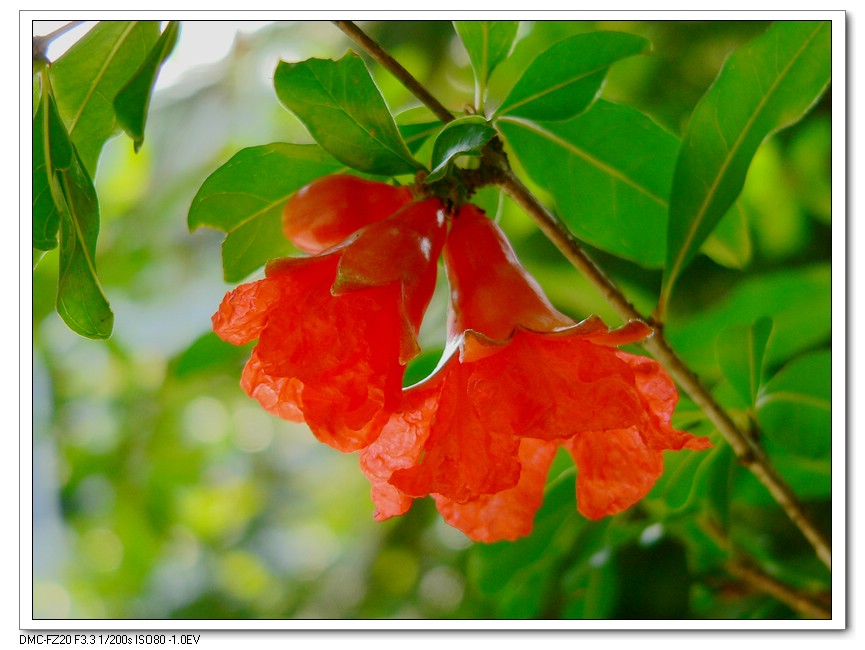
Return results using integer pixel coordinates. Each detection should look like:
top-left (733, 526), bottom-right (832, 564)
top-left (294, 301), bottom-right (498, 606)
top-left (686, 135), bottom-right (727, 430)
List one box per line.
top-left (33, 21), bottom-right (87, 62)
top-left (729, 560), bottom-right (831, 619)
top-left (334, 21), bottom-right (832, 572)
top-left (333, 21), bottom-right (454, 124)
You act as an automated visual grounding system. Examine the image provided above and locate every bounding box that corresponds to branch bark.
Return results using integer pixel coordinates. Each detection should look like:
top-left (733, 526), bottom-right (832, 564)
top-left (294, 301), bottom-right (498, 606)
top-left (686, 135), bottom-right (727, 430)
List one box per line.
top-left (729, 560), bottom-right (831, 619)
top-left (334, 20), bottom-right (832, 572)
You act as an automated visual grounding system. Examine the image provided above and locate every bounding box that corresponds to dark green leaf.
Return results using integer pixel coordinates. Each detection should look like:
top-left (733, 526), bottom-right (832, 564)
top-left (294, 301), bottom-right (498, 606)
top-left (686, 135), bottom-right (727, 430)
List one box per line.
top-left (55, 150), bottom-right (114, 339)
top-left (114, 21), bottom-right (180, 152)
top-left (50, 21), bottom-right (160, 176)
top-left (274, 53), bottom-right (420, 176)
top-left (453, 21), bottom-right (519, 101)
top-left (666, 263), bottom-right (830, 380)
top-left (498, 100), bottom-right (676, 267)
top-left (702, 201), bottom-right (753, 270)
top-left (662, 21), bottom-right (831, 307)
top-left (426, 116), bottom-right (496, 183)
top-left (398, 121), bottom-right (441, 155)
top-left (716, 316), bottom-right (774, 407)
top-left (758, 349), bottom-right (831, 461)
top-left (496, 31), bottom-right (650, 121)
top-left (33, 87), bottom-right (74, 251)
top-left (188, 143), bottom-right (343, 280)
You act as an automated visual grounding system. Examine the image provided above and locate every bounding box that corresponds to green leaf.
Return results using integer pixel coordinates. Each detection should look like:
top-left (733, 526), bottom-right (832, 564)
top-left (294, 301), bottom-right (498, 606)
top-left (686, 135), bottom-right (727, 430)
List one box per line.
top-left (55, 150), bottom-right (114, 339)
top-left (498, 100), bottom-right (676, 267)
top-left (496, 31), bottom-right (650, 122)
top-left (426, 116), bottom-right (496, 183)
top-left (33, 87), bottom-right (74, 251)
top-left (662, 21), bottom-right (831, 307)
top-left (114, 21), bottom-right (180, 152)
top-left (701, 201), bottom-right (753, 270)
top-left (757, 349), bottom-right (831, 461)
top-left (273, 53), bottom-right (420, 176)
top-left (188, 143), bottom-right (343, 281)
top-left (453, 21), bottom-right (518, 104)
top-left (50, 21), bottom-right (161, 176)
top-left (666, 264), bottom-right (830, 380)
top-left (716, 316), bottom-right (774, 407)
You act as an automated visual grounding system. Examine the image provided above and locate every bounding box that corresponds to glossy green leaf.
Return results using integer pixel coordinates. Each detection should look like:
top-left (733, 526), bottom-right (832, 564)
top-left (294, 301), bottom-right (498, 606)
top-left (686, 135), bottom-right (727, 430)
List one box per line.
top-left (50, 21), bottom-right (160, 176)
top-left (702, 201), bottom-right (753, 270)
top-left (426, 116), bottom-right (496, 183)
top-left (274, 53), bottom-right (420, 176)
top-left (188, 143), bottom-right (343, 281)
top-left (758, 349), bottom-right (831, 460)
top-left (33, 87), bottom-right (73, 251)
top-left (662, 21), bottom-right (831, 307)
top-left (716, 317), bottom-right (774, 407)
top-left (667, 264), bottom-right (830, 380)
top-left (497, 31), bottom-right (650, 122)
top-left (55, 151), bottom-right (114, 339)
top-left (498, 100), bottom-right (676, 267)
top-left (114, 21), bottom-right (180, 152)
top-left (453, 21), bottom-right (518, 103)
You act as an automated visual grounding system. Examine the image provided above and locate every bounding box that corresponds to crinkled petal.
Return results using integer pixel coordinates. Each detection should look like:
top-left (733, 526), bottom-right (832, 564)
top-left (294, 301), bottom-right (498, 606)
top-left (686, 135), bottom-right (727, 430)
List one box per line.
top-left (359, 382), bottom-right (440, 521)
top-left (388, 358), bottom-right (521, 503)
top-left (433, 438), bottom-right (558, 542)
top-left (617, 351), bottom-right (713, 451)
top-left (212, 277), bottom-right (282, 345)
top-left (468, 331), bottom-right (654, 441)
top-left (240, 350), bottom-right (304, 422)
top-left (565, 426), bottom-right (664, 520)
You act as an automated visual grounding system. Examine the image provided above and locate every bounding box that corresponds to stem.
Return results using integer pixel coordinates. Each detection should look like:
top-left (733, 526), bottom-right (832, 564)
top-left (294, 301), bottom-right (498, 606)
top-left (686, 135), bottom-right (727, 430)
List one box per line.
top-left (333, 21), bottom-right (454, 124)
top-left (729, 560), bottom-right (831, 619)
top-left (33, 21), bottom-right (87, 62)
top-left (336, 21), bottom-right (832, 572)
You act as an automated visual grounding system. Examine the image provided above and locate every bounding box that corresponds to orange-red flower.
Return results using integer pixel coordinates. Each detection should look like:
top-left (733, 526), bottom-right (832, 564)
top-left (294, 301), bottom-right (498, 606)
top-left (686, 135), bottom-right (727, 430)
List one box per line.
top-left (213, 197), bottom-right (447, 452)
top-left (360, 205), bottom-right (711, 541)
top-left (283, 175), bottom-right (412, 254)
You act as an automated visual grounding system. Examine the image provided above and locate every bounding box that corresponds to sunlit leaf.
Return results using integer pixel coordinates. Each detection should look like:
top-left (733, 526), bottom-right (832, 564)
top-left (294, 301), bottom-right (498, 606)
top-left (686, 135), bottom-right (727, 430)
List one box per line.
top-left (114, 21), bottom-right (180, 152)
top-left (33, 87), bottom-right (73, 251)
top-left (702, 201), bottom-right (753, 270)
top-left (453, 21), bottom-right (518, 103)
top-left (55, 150), bottom-right (114, 339)
top-left (662, 21), bottom-right (831, 307)
top-left (498, 100), bottom-right (676, 267)
top-left (188, 143), bottom-right (343, 281)
top-left (716, 316), bottom-right (774, 407)
top-left (496, 31), bottom-right (650, 121)
top-left (274, 53), bottom-right (420, 176)
top-left (426, 116), bottom-right (496, 183)
top-left (50, 21), bottom-right (160, 176)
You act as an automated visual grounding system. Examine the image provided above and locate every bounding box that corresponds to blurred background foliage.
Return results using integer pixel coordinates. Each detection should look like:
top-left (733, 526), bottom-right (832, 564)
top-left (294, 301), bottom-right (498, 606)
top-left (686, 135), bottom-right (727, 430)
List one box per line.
top-left (31, 19), bottom-right (831, 620)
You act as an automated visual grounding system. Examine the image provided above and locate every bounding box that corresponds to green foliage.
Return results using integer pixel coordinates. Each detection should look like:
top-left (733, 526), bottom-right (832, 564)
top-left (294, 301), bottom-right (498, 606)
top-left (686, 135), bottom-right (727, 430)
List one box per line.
top-left (426, 116), bottom-right (496, 182)
top-left (33, 87), bottom-right (73, 251)
top-left (453, 21), bottom-right (519, 106)
top-left (716, 317), bottom-right (774, 407)
top-left (757, 350), bottom-right (831, 497)
top-left (496, 31), bottom-right (650, 121)
top-left (187, 143), bottom-right (343, 281)
top-left (499, 100), bottom-right (675, 267)
top-left (274, 53), bottom-right (421, 176)
top-left (662, 21), bottom-right (831, 308)
top-left (114, 21), bottom-right (180, 152)
top-left (50, 21), bottom-right (160, 176)
top-left (55, 149), bottom-right (114, 339)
